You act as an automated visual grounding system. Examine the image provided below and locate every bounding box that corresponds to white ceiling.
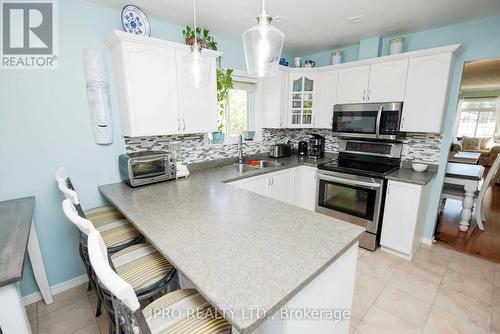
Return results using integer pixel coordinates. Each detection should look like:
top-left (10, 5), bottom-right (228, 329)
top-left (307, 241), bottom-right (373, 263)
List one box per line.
top-left (90, 0), bottom-right (500, 54)
top-left (461, 58), bottom-right (500, 92)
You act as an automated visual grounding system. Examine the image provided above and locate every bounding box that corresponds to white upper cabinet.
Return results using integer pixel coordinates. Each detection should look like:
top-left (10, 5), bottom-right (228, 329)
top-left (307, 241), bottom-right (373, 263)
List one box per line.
top-left (316, 70), bottom-right (338, 129)
top-left (401, 53), bottom-right (454, 133)
top-left (367, 59), bottom-right (408, 102)
top-left (260, 69), bottom-right (289, 128)
top-left (337, 60), bottom-right (408, 104)
top-left (336, 65), bottom-right (370, 104)
top-left (176, 49), bottom-right (218, 134)
top-left (107, 30), bottom-right (222, 137)
top-left (112, 42), bottom-right (180, 136)
top-left (288, 72), bottom-right (318, 128)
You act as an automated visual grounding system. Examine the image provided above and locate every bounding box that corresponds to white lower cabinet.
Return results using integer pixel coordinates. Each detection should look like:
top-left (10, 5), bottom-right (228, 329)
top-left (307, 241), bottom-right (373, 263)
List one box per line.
top-left (234, 174), bottom-right (269, 195)
top-left (230, 167), bottom-right (317, 210)
top-left (267, 170), bottom-right (293, 203)
top-left (291, 166), bottom-right (317, 211)
top-left (380, 180), bottom-right (431, 258)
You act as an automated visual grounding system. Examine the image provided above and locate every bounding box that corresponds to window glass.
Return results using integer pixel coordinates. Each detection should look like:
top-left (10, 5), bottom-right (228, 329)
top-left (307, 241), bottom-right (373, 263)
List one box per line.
top-left (457, 98), bottom-right (497, 138)
top-left (227, 89), bottom-right (249, 138)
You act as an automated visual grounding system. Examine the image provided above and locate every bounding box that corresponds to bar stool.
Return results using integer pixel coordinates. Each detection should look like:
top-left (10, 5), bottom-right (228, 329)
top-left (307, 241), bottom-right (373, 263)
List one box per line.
top-left (87, 229), bottom-right (231, 334)
top-left (55, 167), bottom-right (143, 253)
top-left (62, 199), bottom-right (177, 327)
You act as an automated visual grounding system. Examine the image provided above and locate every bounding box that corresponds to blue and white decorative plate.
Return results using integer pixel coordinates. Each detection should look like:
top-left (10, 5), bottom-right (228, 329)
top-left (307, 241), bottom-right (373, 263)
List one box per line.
top-left (121, 5), bottom-right (151, 37)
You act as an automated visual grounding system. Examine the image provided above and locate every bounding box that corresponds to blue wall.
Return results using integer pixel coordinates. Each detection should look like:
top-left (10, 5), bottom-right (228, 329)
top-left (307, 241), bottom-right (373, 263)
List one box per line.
top-left (0, 0), bottom-right (246, 297)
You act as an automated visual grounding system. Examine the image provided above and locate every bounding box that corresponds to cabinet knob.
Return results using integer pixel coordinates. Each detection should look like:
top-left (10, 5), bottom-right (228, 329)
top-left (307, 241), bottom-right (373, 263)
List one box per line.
top-left (362, 90), bottom-right (366, 101)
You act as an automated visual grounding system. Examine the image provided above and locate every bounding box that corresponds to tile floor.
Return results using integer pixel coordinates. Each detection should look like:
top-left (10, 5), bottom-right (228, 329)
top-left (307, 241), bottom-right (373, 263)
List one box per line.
top-left (25, 244), bottom-right (500, 334)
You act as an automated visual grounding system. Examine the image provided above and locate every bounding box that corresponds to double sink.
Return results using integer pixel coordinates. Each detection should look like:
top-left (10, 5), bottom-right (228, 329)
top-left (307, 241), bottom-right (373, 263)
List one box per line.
top-left (233, 160), bottom-right (283, 173)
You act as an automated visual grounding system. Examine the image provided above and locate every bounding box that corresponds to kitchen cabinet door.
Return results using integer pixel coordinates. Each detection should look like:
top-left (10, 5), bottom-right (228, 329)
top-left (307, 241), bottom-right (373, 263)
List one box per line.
top-left (176, 49), bottom-right (218, 134)
top-left (380, 181), bottom-right (422, 255)
top-left (336, 65), bottom-right (370, 104)
top-left (233, 175), bottom-right (268, 196)
top-left (267, 170), bottom-right (292, 203)
top-left (401, 53), bottom-right (454, 133)
top-left (291, 166), bottom-right (317, 211)
top-left (288, 72), bottom-right (317, 128)
top-left (316, 70), bottom-right (338, 129)
top-left (112, 43), bottom-right (180, 136)
top-left (367, 59), bottom-right (408, 103)
top-left (261, 70), bottom-right (289, 128)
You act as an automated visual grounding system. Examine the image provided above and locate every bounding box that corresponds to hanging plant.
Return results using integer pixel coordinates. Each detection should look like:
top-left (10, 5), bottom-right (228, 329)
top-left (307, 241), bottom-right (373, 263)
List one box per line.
top-left (182, 26), bottom-right (218, 51)
top-left (216, 68), bottom-right (234, 132)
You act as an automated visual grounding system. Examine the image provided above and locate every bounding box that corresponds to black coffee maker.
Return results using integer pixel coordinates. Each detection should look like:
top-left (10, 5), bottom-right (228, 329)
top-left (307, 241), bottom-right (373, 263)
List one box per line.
top-left (307, 134), bottom-right (325, 159)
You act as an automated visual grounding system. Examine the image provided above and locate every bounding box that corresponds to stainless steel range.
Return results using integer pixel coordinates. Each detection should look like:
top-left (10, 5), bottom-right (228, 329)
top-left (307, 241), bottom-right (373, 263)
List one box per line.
top-left (316, 139), bottom-right (402, 251)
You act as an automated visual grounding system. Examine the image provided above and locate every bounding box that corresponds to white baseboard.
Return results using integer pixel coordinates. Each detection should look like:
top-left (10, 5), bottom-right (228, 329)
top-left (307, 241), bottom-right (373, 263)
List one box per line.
top-left (23, 274), bottom-right (88, 306)
top-left (421, 237), bottom-right (434, 246)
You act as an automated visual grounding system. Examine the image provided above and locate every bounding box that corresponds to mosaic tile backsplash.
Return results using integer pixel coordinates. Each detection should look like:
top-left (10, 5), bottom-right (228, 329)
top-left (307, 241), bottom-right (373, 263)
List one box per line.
top-left (124, 130), bottom-right (442, 165)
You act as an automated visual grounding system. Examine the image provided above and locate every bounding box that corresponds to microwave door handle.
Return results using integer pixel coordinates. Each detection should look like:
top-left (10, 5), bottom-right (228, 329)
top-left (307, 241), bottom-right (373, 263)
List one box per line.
top-left (319, 174), bottom-right (381, 189)
top-left (375, 105), bottom-right (383, 139)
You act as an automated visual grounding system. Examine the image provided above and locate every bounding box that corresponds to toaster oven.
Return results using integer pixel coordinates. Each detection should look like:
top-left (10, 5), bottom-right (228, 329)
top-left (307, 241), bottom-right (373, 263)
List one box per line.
top-left (119, 151), bottom-right (176, 187)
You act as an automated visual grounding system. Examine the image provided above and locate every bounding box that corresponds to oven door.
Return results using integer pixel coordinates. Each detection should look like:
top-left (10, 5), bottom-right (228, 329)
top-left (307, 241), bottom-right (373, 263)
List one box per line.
top-left (316, 171), bottom-right (383, 233)
top-left (130, 157), bottom-right (169, 180)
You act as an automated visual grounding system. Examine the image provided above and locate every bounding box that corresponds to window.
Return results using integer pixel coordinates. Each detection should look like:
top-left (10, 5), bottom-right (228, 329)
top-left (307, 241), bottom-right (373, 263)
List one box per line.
top-left (223, 77), bottom-right (256, 141)
top-left (456, 98), bottom-right (497, 138)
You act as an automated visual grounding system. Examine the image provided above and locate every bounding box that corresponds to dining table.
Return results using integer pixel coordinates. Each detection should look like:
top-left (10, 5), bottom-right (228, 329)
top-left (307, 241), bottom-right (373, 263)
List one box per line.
top-left (448, 151), bottom-right (482, 165)
top-left (444, 163), bottom-right (485, 231)
top-left (0, 196), bottom-right (53, 334)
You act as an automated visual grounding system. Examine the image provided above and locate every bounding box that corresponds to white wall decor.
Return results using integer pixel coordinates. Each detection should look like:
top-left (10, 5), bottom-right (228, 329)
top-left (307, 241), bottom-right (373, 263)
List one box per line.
top-left (84, 48), bottom-right (113, 144)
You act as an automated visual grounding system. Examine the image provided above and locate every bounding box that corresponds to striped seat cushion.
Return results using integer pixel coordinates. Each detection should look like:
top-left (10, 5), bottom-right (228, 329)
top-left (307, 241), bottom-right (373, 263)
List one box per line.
top-left (143, 289), bottom-right (231, 334)
top-left (85, 205), bottom-right (126, 230)
top-left (111, 244), bottom-right (174, 290)
top-left (85, 206), bottom-right (141, 248)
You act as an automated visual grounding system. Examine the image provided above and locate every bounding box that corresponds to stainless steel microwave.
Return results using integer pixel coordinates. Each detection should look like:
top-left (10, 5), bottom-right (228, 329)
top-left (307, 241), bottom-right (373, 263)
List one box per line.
top-left (119, 151), bottom-right (176, 187)
top-left (332, 102), bottom-right (404, 140)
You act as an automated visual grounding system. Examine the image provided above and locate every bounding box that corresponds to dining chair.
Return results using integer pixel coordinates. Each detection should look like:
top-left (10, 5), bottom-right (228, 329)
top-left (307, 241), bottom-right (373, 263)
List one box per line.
top-left (441, 154), bottom-right (500, 230)
top-left (62, 199), bottom-right (177, 323)
top-left (87, 229), bottom-right (231, 334)
top-left (55, 167), bottom-right (143, 253)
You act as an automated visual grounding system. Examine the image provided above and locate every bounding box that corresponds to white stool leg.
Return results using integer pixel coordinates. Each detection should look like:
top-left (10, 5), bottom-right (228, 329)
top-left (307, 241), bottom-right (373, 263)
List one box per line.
top-left (0, 283), bottom-right (32, 334)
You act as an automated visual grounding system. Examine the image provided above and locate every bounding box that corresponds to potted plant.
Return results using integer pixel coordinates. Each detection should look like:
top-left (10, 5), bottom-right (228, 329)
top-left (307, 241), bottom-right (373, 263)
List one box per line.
top-left (212, 68), bottom-right (233, 143)
top-left (182, 26), bottom-right (218, 51)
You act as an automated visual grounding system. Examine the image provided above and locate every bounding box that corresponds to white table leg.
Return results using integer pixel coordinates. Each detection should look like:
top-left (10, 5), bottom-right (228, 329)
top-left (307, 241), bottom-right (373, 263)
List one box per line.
top-left (0, 283), bottom-right (32, 334)
top-left (27, 221), bottom-right (53, 304)
top-left (459, 183), bottom-right (476, 232)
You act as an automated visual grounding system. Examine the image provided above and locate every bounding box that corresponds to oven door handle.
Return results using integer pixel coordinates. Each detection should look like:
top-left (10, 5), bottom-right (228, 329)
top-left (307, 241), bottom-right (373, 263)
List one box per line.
top-left (375, 105), bottom-right (384, 139)
top-left (319, 174), bottom-right (381, 189)
top-left (131, 157), bottom-right (168, 164)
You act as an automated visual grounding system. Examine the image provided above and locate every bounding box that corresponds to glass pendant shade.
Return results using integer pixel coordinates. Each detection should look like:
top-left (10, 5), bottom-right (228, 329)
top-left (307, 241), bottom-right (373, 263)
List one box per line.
top-left (243, 15), bottom-right (284, 77)
top-left (182, 44), bottom-right (211, 88)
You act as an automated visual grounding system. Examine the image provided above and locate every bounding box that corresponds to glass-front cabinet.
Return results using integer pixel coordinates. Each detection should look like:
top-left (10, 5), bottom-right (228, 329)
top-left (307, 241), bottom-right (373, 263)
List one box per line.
top-left (288, 72), bottom-right (317, 128)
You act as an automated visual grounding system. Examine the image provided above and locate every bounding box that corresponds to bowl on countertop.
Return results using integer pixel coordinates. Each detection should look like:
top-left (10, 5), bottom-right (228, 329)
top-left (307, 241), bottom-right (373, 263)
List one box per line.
top-left (411, 163), bottom-right (428, 172)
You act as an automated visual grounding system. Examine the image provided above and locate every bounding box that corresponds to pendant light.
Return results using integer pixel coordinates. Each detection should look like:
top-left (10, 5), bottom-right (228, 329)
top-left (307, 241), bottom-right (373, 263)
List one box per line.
top-left (183, 0), bottom-right (210, 88)
top-left (242, 0), bottom-right (285, 77)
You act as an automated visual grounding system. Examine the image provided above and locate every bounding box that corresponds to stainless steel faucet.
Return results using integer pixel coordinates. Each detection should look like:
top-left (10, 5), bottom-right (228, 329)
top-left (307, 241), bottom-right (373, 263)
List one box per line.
top-left (238, 134), bottom-right (244, 164)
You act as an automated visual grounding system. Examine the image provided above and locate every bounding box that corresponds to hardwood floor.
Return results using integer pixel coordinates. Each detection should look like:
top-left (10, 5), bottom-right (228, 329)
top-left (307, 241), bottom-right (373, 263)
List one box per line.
top-left (435, 176), bottom-right (500, 262)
